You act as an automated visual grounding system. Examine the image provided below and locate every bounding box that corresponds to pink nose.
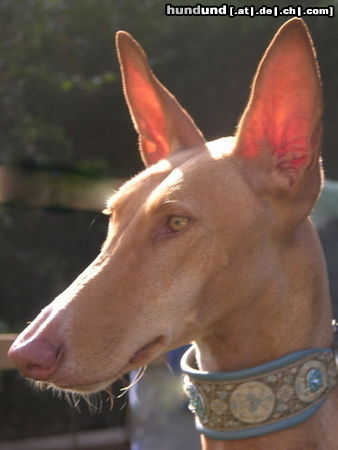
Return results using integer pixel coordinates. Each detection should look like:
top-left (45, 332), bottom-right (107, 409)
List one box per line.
top-left (8, 338), bottom-right (62, 381)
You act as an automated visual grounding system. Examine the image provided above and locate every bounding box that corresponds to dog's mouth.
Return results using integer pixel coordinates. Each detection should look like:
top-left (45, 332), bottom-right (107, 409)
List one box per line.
top-left (43, 335), bottom-right (167, 394)
top-left (128, 335), bottom-right (165, 365)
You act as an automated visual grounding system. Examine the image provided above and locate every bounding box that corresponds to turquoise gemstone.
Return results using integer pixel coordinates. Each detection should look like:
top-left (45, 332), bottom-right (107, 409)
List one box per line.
top-left (306, 368), bottom-right (323, 393)
top-left (185, 383), bottom-right (205, 419)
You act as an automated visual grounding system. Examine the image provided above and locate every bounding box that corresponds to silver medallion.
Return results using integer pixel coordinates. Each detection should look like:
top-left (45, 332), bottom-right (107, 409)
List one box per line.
top-left (229, 381), bottom-right (275, 424)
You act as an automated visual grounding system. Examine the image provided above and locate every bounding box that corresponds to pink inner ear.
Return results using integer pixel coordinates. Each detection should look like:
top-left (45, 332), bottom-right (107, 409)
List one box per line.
top-left (125, 59), bottom-right (170, 157)
top-left (140, 137), bottom-right (168, 165)
top-left (274, 116), bottom-right (311, 170)
top-left (236, 19), bottom-right (322, 185)
top-left (242, 87), bottom-right (317, 173)
top-left (117, 31), bottom-right (206, 166)
top-left (242, 115), bottom-right (311, 169)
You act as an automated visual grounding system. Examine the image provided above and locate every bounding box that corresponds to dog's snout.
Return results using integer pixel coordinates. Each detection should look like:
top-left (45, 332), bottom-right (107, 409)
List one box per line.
top-left (8, 338), bottom-right (62, 381)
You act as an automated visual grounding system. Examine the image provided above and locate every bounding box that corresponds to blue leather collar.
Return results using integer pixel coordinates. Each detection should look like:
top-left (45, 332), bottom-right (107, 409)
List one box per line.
top-left (181, 345), bottom-right (337, 440)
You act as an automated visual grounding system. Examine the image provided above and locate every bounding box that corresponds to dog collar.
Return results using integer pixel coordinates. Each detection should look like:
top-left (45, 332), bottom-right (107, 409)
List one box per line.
top-left (181, 345), bottom-right (338, 440)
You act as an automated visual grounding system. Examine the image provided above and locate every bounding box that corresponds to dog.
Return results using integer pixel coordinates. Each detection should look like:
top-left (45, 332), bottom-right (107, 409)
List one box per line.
top-left (8, 19), bottom-right (338, 449)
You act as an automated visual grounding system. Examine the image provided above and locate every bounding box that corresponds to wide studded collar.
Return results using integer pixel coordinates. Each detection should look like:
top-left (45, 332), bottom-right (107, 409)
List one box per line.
top-left (181, 343), bottom-right (338, 440)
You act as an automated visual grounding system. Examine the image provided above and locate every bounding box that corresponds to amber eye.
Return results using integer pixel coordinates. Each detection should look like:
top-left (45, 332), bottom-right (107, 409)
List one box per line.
top-left (167, 216), bottom-right (189, 232)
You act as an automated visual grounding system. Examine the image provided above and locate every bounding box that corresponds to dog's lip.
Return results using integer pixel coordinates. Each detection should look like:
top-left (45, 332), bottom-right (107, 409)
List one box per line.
top-left (49, 335), bottom-right (167, 393)
top-left (128, 335), bottom-right (166, 365)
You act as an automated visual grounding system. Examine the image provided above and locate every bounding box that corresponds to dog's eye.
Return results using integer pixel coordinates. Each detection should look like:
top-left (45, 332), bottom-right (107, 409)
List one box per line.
top-left (167, 216), bottom-right (189, 232)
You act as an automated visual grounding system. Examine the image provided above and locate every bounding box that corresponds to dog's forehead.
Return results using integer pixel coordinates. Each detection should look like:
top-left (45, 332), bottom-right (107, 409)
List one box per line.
top-left (106, 159), bottom-right (175, 212)
top-left (106, 137), bottom-right (236, 212)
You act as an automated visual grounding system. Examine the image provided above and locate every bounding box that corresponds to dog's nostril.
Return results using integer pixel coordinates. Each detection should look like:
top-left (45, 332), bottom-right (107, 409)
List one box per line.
top-left (8, 338), bottom-right (62, 381)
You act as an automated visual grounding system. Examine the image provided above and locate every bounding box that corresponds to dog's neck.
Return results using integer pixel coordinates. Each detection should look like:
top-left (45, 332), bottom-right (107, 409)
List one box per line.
top-left (194, 220), bottom-right (336, 450)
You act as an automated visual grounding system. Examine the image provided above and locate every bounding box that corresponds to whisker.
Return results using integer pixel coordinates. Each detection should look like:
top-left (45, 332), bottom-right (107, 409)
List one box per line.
top-left (118, 365), bottom-right (147, 398)
top-left (88, 214), bottom-right (100, 229)
top-left (104, 385), bottom-right (115, 410)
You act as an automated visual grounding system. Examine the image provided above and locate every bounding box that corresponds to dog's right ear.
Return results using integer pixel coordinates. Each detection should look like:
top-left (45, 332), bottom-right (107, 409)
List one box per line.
top-left (116, 32), bottom-right (205, 166)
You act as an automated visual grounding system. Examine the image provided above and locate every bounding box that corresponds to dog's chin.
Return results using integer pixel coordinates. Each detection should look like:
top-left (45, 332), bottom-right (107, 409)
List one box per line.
top-left (32, 377), bottom-right (115, 395)
top-left (32, 335), bottom-right (168, 395)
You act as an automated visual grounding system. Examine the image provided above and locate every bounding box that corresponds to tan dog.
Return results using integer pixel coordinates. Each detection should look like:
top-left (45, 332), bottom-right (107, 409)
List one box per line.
top-left (8, 19), bottom-right (338, 449)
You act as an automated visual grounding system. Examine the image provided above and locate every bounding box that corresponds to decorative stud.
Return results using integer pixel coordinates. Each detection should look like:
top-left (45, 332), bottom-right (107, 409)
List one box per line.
top-left (306, 368), bottom-right (323, 393)
top-left (183, 377), bottom-right (206, 420)
top-left (295, 360), bottom-right (327, 402)
top-left (229, 381), bottom-right (275, 424)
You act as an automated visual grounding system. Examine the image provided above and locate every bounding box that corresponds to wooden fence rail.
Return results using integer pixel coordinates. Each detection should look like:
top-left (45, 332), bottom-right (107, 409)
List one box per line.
top-left (0, 334), bottom-right (16, 370)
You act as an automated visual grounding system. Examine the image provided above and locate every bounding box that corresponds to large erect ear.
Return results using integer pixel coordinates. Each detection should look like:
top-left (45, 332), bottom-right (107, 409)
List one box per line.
top-left (236, 19), bottom-right (323, 217)
top-left (116, 31), bottom-right (205, 166)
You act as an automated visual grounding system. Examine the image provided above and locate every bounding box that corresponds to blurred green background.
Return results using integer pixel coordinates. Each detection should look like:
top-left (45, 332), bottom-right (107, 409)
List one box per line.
top-left (1, 0), bottom-right (338, 178)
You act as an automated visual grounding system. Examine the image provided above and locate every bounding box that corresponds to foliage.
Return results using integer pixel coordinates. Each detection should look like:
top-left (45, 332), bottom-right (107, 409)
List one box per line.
top-left (0, 0), bottom-right (337, 178)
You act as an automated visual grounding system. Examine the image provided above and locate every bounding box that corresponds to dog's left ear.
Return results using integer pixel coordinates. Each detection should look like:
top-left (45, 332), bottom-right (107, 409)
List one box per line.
top-left (235, 19), bottom-right (323, 224)
top-left (116, 32), bottom-right (205, 166)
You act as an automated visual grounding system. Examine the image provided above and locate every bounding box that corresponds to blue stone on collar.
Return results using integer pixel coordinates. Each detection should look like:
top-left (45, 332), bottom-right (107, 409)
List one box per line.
top-left (307, 368), bottom-right (323, 392)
